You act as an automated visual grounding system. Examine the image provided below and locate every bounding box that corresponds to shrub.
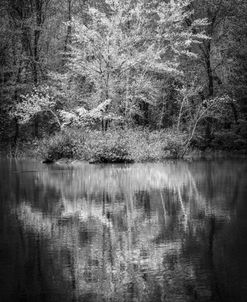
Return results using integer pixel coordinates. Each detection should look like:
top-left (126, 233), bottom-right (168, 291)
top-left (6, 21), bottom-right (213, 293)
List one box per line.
top-left (190, 135), bottom-right (210, 151)
top-left (210, 131), bottom-right (245, 150)
top-left (37, 129), bottom-right (85, 161)
top-left (162, 131), bottom-right (186, 158)
top-left (84, 128), bottom-right (187, 162)
top-left (36, 128), bottom-right (190, 163)
top-left (127, 129), bottom-right (165, 161)
top-left (237, 119), bottom-right (247, 138)
top-left (85, 130), bottom-right (132, 163)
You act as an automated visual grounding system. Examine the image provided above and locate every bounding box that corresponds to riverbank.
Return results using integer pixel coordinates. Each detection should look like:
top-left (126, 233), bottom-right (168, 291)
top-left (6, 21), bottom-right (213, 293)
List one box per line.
top-left (1, 128), bottom-right (246, 163)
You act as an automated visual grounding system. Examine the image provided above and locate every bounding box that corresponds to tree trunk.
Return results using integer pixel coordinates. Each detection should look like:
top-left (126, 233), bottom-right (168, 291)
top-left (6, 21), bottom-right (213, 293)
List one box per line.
top-left (205, 42), bottom-right (214, 142)
top-left (230, 101), bottom-right (239, 124)
top-left (177, 97), bottom-right (187, 132)
top-left (143, 102), bottom-right (149, 126)
top-left (206, 52), bottom-right (214, 98)
top-left (33, 29), bottom-right (40, 84)
top-left (13, 117), bottom-right (19, 147)
top-left (158, 99), bottom-right (166, 130)
top-left (34, 117), bottom-right (39, 138)
top-left (64, 0), bottom-right (72, 54)
top-left (33, 0), bottom-right (44, 84)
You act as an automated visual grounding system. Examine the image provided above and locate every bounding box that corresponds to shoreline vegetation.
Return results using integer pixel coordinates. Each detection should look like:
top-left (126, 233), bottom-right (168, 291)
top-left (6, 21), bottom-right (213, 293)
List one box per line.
top-left (1, 1), bottom-right (247, 161)
top-left (1, 127), bottom-right (246, 164)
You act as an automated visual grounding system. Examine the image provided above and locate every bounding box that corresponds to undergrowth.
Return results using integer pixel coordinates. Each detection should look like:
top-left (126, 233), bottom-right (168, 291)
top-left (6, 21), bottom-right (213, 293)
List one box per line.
top-left (4, 126), bottom-right (246, 163)
top-left (36, 128), bottom-right (187, 163)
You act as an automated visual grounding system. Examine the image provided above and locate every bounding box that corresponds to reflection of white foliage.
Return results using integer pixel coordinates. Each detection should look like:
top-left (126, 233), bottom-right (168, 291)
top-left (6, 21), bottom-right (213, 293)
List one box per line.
top-left (15, 198), bottom-right (187, 300)
top-left (13, 161), bottom-right (237, 301)
top-left (15, 200), bottom-right (113, 236)
top-left (15, 203), bottom-right (53, 235)
top-left (60, 198), bottom-right (113, 228)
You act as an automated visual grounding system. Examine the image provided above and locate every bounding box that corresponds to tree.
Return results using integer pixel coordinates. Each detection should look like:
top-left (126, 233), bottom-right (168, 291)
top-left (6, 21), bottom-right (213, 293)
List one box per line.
top-left (67, 0), bottom-right (208, 124)
top-left (180, 94), bottom-right (235, 155)
top-left (187, 0), bottom-right (235, 98)
top-left (0, 0), bottom-right (55, 141)
top-left (222, 0), bottom-right (247, 118)
top-left (177, 0), bottom-right (244, 141)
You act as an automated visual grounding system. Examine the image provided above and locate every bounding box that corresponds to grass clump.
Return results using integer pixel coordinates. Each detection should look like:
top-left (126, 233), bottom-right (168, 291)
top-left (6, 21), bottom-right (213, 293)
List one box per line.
top-left (37, 129), bottom-right (85, 162)
top-left (86, 130), bottom-right (132, 163)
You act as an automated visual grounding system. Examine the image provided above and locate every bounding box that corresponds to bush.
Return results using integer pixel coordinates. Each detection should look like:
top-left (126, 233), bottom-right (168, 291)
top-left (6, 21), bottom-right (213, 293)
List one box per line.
top-left (36, 128), bottom-right (189, 163)
top-left (127, 129), bottom-right (167, 161)
top-left (162, 131), bottom-right (186, 158)
top-left (37, 129), bottom-right (85, 161)
top-left (237, 119), bottom-right (247, 138)
top-left (82, 128), bottom-right (179, 163)
top-left (106, 128), bottom-right (186, 161)
top-left (210, 131), bottom-right (246, 150)
top-left (85, 130), bottom-right (132, 163)
top-left (190, 135), bottom-right (209, 151)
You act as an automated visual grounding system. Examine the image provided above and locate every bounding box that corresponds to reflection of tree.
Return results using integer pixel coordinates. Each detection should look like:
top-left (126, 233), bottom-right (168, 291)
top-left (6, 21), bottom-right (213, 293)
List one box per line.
top-left (12, 160), bottom-right (245, 301)
top-left (16, 199), bottom-right (189, 301)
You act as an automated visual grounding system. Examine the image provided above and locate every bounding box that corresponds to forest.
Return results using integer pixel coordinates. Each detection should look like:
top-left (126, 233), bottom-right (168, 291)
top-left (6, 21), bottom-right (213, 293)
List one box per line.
top-left (0, 0), bottom-right (247, 162)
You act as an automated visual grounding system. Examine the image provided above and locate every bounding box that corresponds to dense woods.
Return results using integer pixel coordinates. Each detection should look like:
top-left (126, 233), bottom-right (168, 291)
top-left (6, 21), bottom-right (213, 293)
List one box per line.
top-left (0, 0), bottom-right (247, 161)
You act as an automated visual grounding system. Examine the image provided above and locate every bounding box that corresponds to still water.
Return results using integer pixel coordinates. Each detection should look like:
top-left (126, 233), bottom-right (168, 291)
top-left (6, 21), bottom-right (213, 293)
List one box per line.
top-left (0, 159), bottom-right (247, 302)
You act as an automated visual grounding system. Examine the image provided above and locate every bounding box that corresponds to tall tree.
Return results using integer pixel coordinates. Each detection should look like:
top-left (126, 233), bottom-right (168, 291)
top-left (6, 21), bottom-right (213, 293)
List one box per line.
top-left (190, 0), bottom-right (236, 98)
top-left (67, 0), bottom-right (207, 123)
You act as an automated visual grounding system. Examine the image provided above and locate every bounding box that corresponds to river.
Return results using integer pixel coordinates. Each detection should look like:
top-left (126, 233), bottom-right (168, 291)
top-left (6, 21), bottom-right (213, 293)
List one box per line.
top-left (0, 159), bottom-right (247, 302)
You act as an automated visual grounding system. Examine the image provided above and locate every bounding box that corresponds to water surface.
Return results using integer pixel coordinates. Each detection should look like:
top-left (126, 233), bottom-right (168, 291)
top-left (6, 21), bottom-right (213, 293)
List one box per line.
top-left (0, 159), bottom-right (247, 302)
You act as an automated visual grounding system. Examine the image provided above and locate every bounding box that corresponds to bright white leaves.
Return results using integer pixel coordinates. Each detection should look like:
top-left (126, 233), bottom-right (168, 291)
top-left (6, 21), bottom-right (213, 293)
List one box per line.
top-left (69, 0), bottom-right (208, 115)
top-left (59, 99), bottom-right (122, 128)
top-left (11, 85), bottom-right (56, 124)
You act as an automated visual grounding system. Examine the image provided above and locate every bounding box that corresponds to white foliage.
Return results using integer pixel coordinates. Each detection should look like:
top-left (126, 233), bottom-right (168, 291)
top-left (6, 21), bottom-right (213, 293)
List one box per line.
top-left (69, 0), bottom-right (208, 117)
top-left (60, 99), bottom-right (118, 128)
top-left (11, 85), bottom-right (56, 124)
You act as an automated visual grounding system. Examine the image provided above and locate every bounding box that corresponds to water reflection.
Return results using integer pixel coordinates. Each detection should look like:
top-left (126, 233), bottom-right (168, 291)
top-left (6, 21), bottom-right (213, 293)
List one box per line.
top-left (0, 159), bottom-right (247, 302)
